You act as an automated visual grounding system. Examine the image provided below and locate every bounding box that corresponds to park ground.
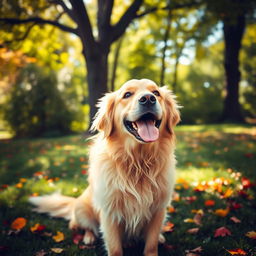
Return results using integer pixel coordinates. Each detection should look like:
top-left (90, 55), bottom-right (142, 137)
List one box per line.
top-left (0, 124), bottom-right (256, 256)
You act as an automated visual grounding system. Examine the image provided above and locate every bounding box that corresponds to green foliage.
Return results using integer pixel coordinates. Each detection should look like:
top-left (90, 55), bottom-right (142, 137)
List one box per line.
top-left (4, 64), bottom-right (80, 137)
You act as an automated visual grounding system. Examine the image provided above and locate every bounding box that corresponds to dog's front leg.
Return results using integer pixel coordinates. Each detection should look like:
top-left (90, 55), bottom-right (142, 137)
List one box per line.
top-left (100, 212), bottom-right (123, 256)
top-left (143, 208), bottom-right (166, 256)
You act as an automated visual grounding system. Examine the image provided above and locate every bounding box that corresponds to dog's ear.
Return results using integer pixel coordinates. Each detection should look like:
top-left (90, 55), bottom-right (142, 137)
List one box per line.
top-left (161, 86), bottom-right (181, 135)
top-left (90, 92), bottom-right (116, 137)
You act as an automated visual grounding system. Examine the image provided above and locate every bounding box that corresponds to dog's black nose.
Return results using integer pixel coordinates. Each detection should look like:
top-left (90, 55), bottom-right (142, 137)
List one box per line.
top-left (139, 94), bottom-right (156, 107)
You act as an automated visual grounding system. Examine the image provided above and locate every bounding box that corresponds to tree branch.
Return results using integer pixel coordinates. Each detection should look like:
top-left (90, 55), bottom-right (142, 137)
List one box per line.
top-left (4, 23), bottom-right (37, 45)
top-left (48, 0), bottom-right (76, 21)
top-left (97, 0), bottom-right (114, 41)
top-left (69, 0), bottom-right (95, 49)
top-left (0, 16), bottom-right (79, 35)
top-left (111, 0), bottom-right (143, 43)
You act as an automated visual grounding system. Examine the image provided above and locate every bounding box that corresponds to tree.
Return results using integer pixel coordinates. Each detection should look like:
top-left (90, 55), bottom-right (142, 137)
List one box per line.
top-left (0, 0), bottom-right (201, 126)
top-left (205, 0), bottom-right (256, 122)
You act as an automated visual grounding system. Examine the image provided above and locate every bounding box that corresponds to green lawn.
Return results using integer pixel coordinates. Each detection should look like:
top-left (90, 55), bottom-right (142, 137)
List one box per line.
top-left (0, 125), bottom-right (256, 256)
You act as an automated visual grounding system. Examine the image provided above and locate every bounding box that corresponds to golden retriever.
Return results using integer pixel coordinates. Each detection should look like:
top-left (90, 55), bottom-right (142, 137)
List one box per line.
top-left (29, 79), bottom-right (180, 256)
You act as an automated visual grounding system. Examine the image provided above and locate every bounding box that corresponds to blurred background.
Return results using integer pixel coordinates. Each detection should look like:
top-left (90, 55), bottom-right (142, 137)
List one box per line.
top-left (0, 0), bottom-right (255, 138)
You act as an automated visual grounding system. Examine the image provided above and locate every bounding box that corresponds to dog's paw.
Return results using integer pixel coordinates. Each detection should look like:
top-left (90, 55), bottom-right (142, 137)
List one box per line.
top-left (158, 233), bottom-right (165, 244)
top-left (83, 230), bottom-right (96, 245)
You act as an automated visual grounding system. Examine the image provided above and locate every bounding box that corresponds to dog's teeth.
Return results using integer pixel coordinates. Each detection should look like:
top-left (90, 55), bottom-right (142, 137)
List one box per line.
top-left (132, 122), bottom-right (137, 130)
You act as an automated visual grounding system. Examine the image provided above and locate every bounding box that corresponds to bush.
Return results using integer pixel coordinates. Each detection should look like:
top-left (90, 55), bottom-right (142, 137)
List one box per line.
top-left (4, 64), bottom-right (78, 137)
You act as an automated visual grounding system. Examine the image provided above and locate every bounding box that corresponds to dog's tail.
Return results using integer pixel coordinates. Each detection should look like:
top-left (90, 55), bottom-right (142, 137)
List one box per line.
top-left (29, 193), bottom-right (75, 220)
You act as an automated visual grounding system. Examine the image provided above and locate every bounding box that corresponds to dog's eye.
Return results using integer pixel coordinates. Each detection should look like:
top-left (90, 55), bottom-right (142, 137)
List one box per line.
top-left (152, 90), bottom-right (160, 97)
top-left (123, 92), bottom-right (133, 99)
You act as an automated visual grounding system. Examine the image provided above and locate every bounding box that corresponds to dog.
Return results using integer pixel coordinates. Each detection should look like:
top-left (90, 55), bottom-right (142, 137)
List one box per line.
top-left (29, 79), bottom-right (180, 256)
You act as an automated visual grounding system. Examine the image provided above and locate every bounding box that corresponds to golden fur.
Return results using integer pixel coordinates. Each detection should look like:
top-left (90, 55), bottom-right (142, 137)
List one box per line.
top-left (29, 79), bottom-right (180, 256)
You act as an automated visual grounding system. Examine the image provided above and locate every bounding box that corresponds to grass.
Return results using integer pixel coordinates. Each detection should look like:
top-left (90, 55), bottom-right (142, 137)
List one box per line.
top-left (0, 124), bottom-right (256, 256)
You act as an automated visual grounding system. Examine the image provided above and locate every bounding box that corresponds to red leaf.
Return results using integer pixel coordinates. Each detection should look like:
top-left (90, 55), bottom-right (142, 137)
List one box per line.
top-left (242, 177), bottom-right (254, 189)
top-left (204, 200), bottom-right (215, 206)
top-left (226, 248), bottom-right (247, 255)
top-left (244, 153), bottom-right (253, 158)
top-left (229, 202), bottom-right (243, 210)
top-left (30, 223), bottom-right (46, 233)
top-left (214, 227), bottom-right (231, 237)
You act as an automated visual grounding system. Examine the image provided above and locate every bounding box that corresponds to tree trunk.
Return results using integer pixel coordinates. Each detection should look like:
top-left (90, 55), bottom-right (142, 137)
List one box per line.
top-left (160, 7), bottom-right (172, 86)
top-left (110, 36), bottom-right (123, 92)
top-left (83, 44), bottom-right (109, 128)
top-left (220, 14), bottom-right (246, 123)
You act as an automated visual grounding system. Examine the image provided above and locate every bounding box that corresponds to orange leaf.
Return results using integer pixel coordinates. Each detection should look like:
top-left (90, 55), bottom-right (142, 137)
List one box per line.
top-left (15, 183), bottom-right (23, 188)
top-left (226, 248), bottom-right (247, 255)
top-left (214, 226), bottom-right (231, 237)
top-left (205, 200), bottom-right (215, 206)
top-left (222, 188), bottom-right (234, 198)
top-left (30, 223), bottom-right (46, 233)
top-left (245, 231), bottom-right (256, 239)
top-left (162, 221), bottom-right (174, 232)
top-left (53, 231), bottom-right (65, 242)
top-left (11, 217), bottom-right (27, 230)
top-left (167, 206), bottom-right (176, 213)
top-left (214, 208), bottom-right (229, 217)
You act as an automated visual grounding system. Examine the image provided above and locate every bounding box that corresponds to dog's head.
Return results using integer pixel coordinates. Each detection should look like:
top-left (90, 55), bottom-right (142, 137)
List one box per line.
top-left (91, 79), bottom-right (180, 143)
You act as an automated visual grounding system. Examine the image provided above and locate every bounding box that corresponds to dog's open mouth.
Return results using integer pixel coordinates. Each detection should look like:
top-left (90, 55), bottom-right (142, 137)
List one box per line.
top-left (124, 113), bottom-right (162, 143)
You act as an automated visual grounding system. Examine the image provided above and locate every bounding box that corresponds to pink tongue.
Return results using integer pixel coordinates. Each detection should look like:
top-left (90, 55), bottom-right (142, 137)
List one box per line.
top-left (136, 120), bottom-right (159, 142)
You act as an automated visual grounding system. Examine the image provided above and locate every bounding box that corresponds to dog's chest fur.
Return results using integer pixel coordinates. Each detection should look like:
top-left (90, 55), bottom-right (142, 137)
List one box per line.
top-left (91, 149), bottom-right (172, 238)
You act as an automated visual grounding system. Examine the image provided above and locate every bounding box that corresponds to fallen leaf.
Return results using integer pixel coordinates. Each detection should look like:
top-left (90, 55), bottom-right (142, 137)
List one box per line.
top-left (81, 170), bottom-right (87, 175)
top-left (244, 153), bottom-right (253, 158)
top-left (51, 248), bottom-right (64, 253)
top-left (162, 221), bottom-right (174, 232)
top-left (214, 208), bottom-right (229, 217)
top-left (53, 231), bottom-right (65, 242)
top-left (222, 188), bottom-right (234, 198)
top-left (35, 249), bottom-right (47, 256)
top-left (30, 223), bottom-right (46, 233)
top-left (11, 217), bottom-right (27, 230)
top-left (245, 231), bottom-right (256, 239)
top-left (19, 178), bottom-right (27, 183)
top-left (214, 227), bottom-right (231, 237)
top-left (167, 206), bottom-right (176, 213)
top-left (15, 183), bottom-right (23, 188)
top-left (242, 177), bottom-right (254, 189)
top-left (185, 246), bottom-right (203, 256)
top-left (184, 218), bottom-right (195, 223)
top-left (187, 228), bottom-right (199, 234)
top-left (229, 202), bottom-right (242, 210)
top-left (183, 196), bottom-right (197, 203)
top-left (204, 200), bottom-right (215, 206)
top-left (226, 248), bottom-right (247, 255)
top-left (193, 212), bottom-right (203, 226)
top-left (230, 216), bottom-right (241, 223)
